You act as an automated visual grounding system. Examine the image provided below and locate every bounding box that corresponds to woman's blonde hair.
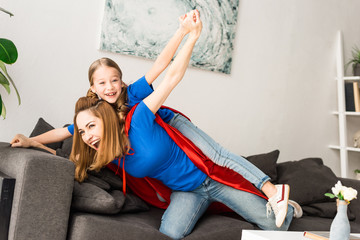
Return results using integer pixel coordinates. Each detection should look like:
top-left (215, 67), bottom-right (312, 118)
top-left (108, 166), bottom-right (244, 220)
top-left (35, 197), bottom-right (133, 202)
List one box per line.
top-left (69, 97), bottom-right (130, 182)
top-left (86, 57), bottom-right (130, 125)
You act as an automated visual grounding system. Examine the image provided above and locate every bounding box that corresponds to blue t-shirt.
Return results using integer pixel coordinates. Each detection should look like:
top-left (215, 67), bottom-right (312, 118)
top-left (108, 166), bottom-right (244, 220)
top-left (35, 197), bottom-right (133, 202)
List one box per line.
top-left (114, 101), bottom-right (206, 191)
top-left (126, 76), bottom-right (174, 122)
top-left (67, 76), bottom-right (174, 134)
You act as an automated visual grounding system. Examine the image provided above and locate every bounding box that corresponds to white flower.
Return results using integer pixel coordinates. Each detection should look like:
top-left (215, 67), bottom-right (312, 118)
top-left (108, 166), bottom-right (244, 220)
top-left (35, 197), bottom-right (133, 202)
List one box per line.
top-left (343, 187), bottom-right (358, 202)
top-left (332, 181), bottom-right (343, 196)
top-left (326, 181), bottom-right (358, 203)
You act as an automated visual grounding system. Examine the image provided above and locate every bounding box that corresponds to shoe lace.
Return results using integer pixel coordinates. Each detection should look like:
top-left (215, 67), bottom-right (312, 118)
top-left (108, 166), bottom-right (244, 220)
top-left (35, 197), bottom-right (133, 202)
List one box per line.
top-left (266, 198), bottom-right (279, 218)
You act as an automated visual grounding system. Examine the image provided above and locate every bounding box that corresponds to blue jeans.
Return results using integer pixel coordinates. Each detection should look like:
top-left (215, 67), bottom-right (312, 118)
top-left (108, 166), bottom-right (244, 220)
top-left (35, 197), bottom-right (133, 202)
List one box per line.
top-left (160, 177), bottom-right (294, 239)
top-left (168, 113), bottom-right (270, 189)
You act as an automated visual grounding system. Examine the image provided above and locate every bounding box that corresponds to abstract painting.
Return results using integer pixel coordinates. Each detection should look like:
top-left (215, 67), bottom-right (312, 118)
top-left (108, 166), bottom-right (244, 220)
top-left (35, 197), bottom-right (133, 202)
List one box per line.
top-left (100, 0), bottom-right (240, 74)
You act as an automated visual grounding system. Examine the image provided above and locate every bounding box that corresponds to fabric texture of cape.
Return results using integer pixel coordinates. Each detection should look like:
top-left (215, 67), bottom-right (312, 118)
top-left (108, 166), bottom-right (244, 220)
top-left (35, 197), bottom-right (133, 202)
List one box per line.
top-left (107, 105), bottom-right (267, 212)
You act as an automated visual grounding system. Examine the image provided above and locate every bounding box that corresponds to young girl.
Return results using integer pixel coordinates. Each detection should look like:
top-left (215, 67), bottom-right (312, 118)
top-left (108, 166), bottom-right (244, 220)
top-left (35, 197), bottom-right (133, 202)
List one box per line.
top-left (10, 10), bottom-right (300, 230)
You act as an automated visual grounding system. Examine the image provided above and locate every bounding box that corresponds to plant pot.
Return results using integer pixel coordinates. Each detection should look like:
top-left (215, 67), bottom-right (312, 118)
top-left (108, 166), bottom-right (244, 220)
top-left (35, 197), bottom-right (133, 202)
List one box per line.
top-left (353, 63), bottom-right (360, 76)
top-left (356, 172), bottom-right (360, 181)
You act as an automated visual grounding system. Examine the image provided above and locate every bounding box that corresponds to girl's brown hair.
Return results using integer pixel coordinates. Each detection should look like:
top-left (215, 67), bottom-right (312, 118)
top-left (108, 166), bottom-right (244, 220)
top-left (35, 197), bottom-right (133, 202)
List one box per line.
top-left (69, 97), bottom-right (130, 182)
top-left (86, 57), bottom-right (130, 126)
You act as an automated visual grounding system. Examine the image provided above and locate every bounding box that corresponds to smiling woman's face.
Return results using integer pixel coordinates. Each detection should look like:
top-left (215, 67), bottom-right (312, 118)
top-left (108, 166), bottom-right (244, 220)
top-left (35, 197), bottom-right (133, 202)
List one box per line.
top-left (76, 110), bottom-right (103, 151)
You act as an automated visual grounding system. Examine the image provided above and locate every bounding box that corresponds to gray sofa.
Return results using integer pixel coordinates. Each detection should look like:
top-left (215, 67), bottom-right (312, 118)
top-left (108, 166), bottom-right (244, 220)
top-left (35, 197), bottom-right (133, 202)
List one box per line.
top-left (1, 141), bottom-right (360, 240)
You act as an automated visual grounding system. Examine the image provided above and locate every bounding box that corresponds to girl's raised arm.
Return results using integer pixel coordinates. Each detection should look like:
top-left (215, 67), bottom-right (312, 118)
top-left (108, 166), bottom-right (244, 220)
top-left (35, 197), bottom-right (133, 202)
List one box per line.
top-left (144, 13), bottom-right (191, 85)
top-left (144, 10), bottom-right (201, 114)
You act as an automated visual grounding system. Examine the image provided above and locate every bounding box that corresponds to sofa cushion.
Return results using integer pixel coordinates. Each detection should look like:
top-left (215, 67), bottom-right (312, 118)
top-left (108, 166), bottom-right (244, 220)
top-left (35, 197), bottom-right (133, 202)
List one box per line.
top-left (276, 158), bottom-right (338, 205)
top-left (246, 150), bottom-right (279, 182)
top-left (67, 208), bottom-right (255, 240)
top-left (29, 118), bottom-right (62, 150)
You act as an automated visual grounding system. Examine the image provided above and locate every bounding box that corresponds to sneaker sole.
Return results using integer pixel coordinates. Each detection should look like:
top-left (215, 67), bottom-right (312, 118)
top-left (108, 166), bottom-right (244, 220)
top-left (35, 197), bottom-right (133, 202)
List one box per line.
top-left (277, 184), bottom-right (290, 228)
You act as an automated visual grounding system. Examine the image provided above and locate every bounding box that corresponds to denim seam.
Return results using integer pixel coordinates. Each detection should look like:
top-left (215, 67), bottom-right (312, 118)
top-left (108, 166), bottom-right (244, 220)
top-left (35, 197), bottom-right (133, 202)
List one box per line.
top-left (257, 176), bottom-right (271, 189)
top-left (181, 197), bottom-right (208, 238)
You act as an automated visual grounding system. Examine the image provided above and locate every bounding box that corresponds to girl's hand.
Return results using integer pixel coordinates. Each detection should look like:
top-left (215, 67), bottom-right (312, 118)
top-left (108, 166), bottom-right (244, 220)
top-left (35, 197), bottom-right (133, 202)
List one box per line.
top-left (179, 13), bottom-right (191, 35)
top-left (179, 9), bottom-right (202, 37)
top-left (188, 9), bottom-right (202, 40)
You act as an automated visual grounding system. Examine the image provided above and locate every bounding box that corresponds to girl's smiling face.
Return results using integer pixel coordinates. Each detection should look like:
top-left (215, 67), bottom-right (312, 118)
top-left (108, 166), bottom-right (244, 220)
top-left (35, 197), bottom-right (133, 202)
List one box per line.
top-left (90, 66), bottom-right (123, 104)
top-left (76, 110), bottom-right (103, 151)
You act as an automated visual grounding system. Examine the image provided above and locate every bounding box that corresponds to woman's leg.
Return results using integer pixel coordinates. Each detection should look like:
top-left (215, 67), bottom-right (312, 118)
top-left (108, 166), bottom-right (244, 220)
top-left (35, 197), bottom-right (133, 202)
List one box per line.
top-left (168, 113), bottom-right (270, 189)
top-left (159, 187), bottom-right (211, 239)
top-left (204, 177), bottom-right (294, 231)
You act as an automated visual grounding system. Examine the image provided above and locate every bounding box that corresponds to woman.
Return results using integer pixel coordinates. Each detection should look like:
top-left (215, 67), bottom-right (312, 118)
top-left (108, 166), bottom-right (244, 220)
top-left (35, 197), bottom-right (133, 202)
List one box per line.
top-left (70, 11), bottom-right (298, 239)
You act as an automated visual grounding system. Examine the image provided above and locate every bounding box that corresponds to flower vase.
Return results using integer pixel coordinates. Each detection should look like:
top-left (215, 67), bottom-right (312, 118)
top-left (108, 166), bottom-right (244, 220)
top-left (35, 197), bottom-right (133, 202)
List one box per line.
top-left (329, 200), bottom-right (350, 240)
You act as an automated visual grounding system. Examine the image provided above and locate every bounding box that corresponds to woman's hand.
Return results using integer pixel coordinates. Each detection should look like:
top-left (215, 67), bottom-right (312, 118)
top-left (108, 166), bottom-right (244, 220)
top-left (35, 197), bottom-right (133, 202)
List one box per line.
top-left (11, 133), bottom-right (56, 154)
top-left (10, 134), bottom-right (35, 148)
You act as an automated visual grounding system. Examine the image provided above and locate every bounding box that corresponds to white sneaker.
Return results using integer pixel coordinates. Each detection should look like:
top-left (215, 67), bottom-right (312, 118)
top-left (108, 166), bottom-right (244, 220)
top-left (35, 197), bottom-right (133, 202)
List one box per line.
top-left (289, 200), bottom-right (303, 218)
top-left (266, 184), bottom-right (290, 228)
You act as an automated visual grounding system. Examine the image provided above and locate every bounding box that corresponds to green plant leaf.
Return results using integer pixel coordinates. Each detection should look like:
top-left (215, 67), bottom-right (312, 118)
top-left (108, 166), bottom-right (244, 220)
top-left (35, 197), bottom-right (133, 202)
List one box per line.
top-left (325, 193), bottom-right (335, 198)
top-left (0, 60), bottom-right (21, 104)
top-left (0, 38), bottom-right (18, 64)
top-left (0, 94), bottom-right (6, 119)
top-left (0, 60), bottom-right (8, 74)
top-left (5, 72), bottom-right (20, 105)
top-left (0, 72), bottom-right (10, 93)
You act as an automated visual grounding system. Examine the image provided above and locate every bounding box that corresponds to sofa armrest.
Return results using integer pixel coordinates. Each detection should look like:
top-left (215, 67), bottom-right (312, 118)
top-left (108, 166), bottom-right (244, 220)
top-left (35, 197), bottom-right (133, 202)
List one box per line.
top-left (0, 142), bottom-right (75, 240)
top-left (339, 177), bottom-right (360, 224)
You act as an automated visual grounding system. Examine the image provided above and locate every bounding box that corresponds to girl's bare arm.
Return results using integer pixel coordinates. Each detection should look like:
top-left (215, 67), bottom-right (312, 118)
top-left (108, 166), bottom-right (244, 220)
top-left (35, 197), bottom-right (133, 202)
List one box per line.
top-left (144, 10), bottom-right (202, 114)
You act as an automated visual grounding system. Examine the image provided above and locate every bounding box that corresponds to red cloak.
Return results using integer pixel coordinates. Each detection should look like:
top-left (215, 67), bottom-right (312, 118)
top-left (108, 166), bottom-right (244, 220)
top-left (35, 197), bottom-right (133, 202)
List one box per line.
top-left (107, 105), bottom-right (267, 212)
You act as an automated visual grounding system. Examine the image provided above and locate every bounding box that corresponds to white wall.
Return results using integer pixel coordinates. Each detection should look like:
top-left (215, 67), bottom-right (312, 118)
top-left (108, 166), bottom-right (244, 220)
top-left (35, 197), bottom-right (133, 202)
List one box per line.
top-left (1, 0), bottom-right (360, 177)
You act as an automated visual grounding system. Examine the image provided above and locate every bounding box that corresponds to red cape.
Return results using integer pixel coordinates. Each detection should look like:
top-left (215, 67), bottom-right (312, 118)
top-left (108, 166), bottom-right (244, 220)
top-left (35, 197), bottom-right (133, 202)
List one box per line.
top-left (107, 105), bottom-right (267, 212)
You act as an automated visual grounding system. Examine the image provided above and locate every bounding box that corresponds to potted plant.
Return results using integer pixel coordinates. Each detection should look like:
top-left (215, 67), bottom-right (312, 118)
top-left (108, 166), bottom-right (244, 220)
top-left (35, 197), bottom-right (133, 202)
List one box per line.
top-left (0, 6), bottom-right (20, 119)
top-left (345, 45), bottom-right (360, 76)
top-left (355, 169), bottom-right (360, 180)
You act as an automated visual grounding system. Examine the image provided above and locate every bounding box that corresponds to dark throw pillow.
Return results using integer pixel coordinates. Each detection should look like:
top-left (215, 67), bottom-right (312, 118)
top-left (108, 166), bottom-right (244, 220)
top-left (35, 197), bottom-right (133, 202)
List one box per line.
top-left (72, 181), bottom-right (125, 214)
top-left (55, 136), bottom-right (73, 159)
top-left (302, 201), bottom-right (355, 220)
top-left (71, 168), bottom-right (149, 214)
top-left (29, 118), bottom-right (62, 150)
top-left (246, 150), bottom-right (280, 182)
top-left (88, 168), bottom-right (123, 190)
top-left (276, 158), bottom-right (338, 205)
top-left (120, 193), bottom-right (150, 213)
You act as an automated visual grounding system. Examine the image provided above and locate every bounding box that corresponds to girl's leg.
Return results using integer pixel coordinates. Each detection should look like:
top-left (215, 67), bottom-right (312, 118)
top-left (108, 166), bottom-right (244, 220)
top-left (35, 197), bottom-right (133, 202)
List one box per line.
top-left (168, 113), bottom-right (270, 189)
top-left (168, 113), bottom-right (290, 227)
top-left (159, 189), bottom-right (211, 239)
top-left (203, 177), bottom-right (294, 231)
